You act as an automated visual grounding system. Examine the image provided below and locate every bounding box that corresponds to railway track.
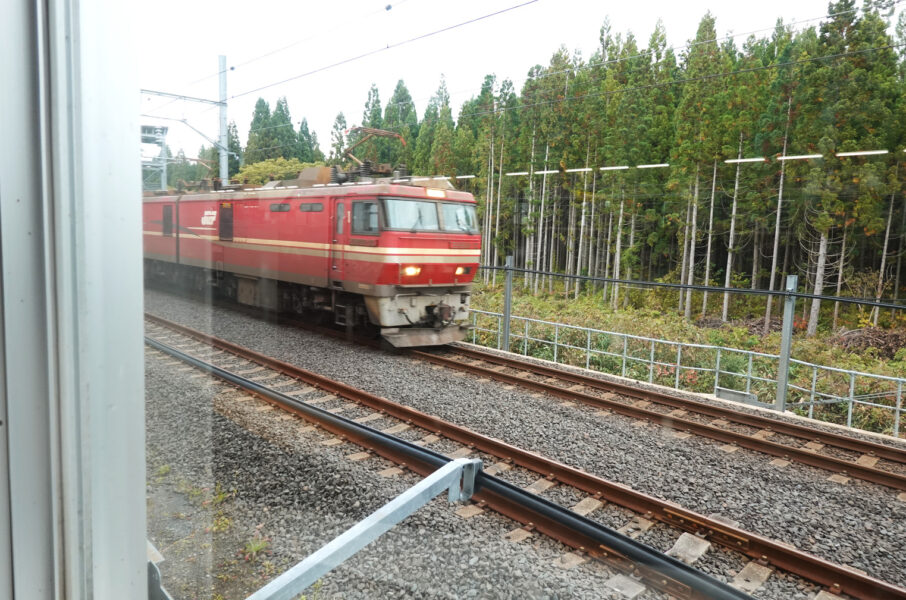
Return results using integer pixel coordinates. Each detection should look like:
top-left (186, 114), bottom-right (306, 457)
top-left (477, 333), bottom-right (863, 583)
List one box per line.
top-left (145, 312), bottom-right (906, 600)
top-left (159, 287), bottom-right (906, 494)
top-left (411, 345), bottom-right (906, 493)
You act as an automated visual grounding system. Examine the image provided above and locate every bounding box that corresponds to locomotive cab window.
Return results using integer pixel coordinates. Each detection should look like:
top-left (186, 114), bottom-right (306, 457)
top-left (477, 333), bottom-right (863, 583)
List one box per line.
top-left (299, 202), bottom-right (323, 212)
top-left (382, 198), bottom-right (440, 232)
top-left (270, 202), bottom-right (290, 212)
top-left (352, 201), bottom-right (379, 235)
top-left (441, 203), bottom-right (478, 234)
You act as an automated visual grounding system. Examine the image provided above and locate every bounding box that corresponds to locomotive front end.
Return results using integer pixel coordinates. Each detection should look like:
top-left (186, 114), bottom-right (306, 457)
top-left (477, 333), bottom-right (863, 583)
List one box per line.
top-left (358, 187), bottom-right (480, 347)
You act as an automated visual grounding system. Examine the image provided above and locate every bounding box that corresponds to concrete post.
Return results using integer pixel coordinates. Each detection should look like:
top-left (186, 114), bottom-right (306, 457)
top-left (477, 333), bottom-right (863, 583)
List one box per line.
top-left (502, 256), bottom-right (513, 351)
top-left (776, 274), bottom-right (798, 412)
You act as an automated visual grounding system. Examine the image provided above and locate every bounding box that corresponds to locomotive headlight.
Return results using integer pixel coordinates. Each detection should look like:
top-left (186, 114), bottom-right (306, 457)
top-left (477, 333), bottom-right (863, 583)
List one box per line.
top-left (455, 266), bottom-right (465, 275)
top-left (402, 265), bottom-right (421, 277)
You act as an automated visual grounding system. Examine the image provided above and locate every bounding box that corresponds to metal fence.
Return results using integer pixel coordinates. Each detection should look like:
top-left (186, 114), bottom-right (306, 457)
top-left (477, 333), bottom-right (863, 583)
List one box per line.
top-left (468, 308), bottom-right (906, 438)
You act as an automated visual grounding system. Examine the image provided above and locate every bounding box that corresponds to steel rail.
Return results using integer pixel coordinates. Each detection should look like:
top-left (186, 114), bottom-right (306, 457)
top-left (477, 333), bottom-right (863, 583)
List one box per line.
top-left (442, 344), bottom-right (906, 464)
top-left (144, 313), bottom-right (906, 600)
top-left (144, 333), bottom-right (750, 600)
top-left (411, 348), bottom-right (906, 492)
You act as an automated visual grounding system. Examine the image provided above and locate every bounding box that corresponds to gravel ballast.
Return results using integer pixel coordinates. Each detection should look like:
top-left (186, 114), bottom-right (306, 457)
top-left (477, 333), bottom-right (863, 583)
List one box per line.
top-left (145, 289), bottom-right (906, 593)
top-left (147, 341), bottom-right (658, 599)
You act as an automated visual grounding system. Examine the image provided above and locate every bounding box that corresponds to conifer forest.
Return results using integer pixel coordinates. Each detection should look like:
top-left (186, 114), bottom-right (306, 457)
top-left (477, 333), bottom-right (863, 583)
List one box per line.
top-left (185, 1), bottom-right (906, 335)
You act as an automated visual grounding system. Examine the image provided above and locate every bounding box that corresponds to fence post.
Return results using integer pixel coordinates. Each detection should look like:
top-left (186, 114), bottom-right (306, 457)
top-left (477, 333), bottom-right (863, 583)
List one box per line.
top-left (776, 274), bottom-right (797, 412)
top-left (502, 256), bottom-right (513, 352)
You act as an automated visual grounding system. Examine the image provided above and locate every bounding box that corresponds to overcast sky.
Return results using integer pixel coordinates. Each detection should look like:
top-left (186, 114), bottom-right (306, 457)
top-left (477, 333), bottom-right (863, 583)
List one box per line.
top-left (138, 0), bottom-right (900, 163)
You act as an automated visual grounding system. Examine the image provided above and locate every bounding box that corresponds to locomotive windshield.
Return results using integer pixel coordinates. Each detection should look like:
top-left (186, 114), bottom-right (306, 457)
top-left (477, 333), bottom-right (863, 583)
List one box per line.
top-left (382, 197), bottom-right (477, 234)
top-left (383, 198), bottom-right (440, 231)
top-left (441, 203), bottom-right (478, 234)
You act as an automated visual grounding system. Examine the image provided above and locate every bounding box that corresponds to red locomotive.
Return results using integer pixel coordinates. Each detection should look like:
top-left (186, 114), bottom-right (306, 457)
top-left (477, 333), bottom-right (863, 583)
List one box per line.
top-left (143, 165), bottom-right (480, 347)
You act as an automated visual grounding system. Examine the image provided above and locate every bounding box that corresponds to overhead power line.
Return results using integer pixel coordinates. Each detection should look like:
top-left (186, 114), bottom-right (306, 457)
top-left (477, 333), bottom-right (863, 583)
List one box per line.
top-left (141, 88), bottom-right (223, 106)
top-left (157, 3), bottom-right (871, 124)
top-left (230, 0), bottom-right (540, 100)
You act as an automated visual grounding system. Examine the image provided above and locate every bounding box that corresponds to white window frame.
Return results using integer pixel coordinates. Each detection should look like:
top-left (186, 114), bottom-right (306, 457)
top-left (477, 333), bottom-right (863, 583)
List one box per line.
top-left (0, 0), bottom-right (146, 598)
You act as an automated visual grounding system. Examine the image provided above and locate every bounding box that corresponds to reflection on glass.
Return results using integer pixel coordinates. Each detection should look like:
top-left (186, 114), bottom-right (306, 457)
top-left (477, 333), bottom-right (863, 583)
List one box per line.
top-left (352, 201), bottom-right (379, 234)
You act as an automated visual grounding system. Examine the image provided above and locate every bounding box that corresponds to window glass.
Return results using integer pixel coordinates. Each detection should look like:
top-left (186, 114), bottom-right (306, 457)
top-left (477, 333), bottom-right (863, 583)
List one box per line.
top-left (270, 203), bottom-right (290, 212)
top-left (162, 205), bottom-right (173, 237)
top-left (336, 202), bottom-right (344, 235)
top-left (441, 203), bottom-right (478, 234)
top-left (382, 198), bottom-right (439, 231)
top-left (299, 202), bottom-right (323, 212)
top-left (352, 202), bottom-right (379, 234)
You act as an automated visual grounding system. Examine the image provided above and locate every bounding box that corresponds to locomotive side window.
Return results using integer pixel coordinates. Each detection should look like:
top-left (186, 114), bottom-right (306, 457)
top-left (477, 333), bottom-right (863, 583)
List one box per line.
top-left (352, 201), bottom-right (379, 235)
top-left (270, 203), bottom-right (290, 212)
top-left (299, 202), bottom-right (323, 212)
top-left (336, 202), bottom-right (345, 235)
top-left (162, 205), bottom-right (173, 237)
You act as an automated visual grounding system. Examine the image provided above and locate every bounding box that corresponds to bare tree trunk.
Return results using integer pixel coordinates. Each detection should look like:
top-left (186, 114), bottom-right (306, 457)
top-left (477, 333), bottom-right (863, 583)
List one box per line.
top-left (701, 160), bottom-right (718, 317)
top-left (524, 127), bottom-right (537, 287)
top-left (678, 198), bottom-right (691, 313)
top-left (592, 209), bottom-right (602, 276)
top-left (684, 167), bottom-right (700, 320)
top-left (872, 179), bottom-right (897, 326)
top-left (565, 197), bottom-right (576, 296)
top-left (612, 193), bottom-right (624, 309)
top-left (492, 125), bottom-right (506, 286)
top-left (625, 206), bottom-right (636, 307)
top-left (722, 134), bottom-right (743, 322)
top-left (575, 144), bottom-right (590, 299)
top-left (550, 199), bottom-right (559, 294)
top-left (533, 144), bottom-right (549, 294)
top-left (782, 233), bottom-right (791, 288)
top-left (751, 225), bottom-right (760, 289)
top-left (483, 137), bottom-right (495, 284)
top-left (893, 194), bottom-right (906, 309)
top-left (587, 170), bottom-right (597, 291)
top-left (764, 130), bottom-right (789, 332)
top-left (807, 231), bottom-right (828, 337)
top-left (592, 209), bottom-right (602, 281)
top-left (833, 226), bottom-right (848, 331)
top-left (603, 211), bottom-right (613, 300)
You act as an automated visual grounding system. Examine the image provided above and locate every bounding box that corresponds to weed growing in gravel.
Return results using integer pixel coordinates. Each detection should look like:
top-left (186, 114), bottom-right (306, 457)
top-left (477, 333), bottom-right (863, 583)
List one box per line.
top-left (176, 479), bottom-right (204, 502)
top-left (295, 581), bottom-right (322, 600)
top-left (209, 482), bottom-right (236, 506)
top-left (211, 514), bottom-right (232, 533)
top-left (155, 464), bottom-right (171, 478)
top-left (242, 528), bottom-right (271, 562)
top-left (261, 560), bottom-right (277, 577)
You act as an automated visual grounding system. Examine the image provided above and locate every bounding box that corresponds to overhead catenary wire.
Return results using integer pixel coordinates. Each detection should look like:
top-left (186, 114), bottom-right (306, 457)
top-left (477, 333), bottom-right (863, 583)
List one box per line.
top-left (154, 3), bottom-right (864, 119)
top-left (229, 0), bottom-right (540, 101)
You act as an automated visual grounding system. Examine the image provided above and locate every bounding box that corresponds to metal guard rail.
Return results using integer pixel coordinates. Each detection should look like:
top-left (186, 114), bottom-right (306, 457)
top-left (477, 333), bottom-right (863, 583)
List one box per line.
top-left (468, 309), bottom-right (906, 437)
